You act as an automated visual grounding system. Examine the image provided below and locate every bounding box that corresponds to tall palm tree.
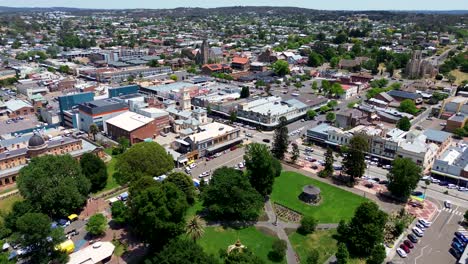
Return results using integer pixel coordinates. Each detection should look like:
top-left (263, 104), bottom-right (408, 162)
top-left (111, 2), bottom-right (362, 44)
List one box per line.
top-left (89, 123), bottom-right (99, 141)
top-left (186, 215), bottom-right (205, 242)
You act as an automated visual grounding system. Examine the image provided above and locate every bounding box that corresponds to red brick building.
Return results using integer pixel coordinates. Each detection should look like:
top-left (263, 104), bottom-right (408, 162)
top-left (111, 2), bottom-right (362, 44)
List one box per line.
top-left (104, 111), bottom-right (168, 145)
top-left (231, 57), bottom-right (250, 71)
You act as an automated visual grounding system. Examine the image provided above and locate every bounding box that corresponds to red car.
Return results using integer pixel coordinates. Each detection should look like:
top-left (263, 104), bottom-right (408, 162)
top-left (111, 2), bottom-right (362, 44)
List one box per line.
top-left (400, 244), bottom-right (410, 253)
top-left (404, 240), bottom-right (414, 249)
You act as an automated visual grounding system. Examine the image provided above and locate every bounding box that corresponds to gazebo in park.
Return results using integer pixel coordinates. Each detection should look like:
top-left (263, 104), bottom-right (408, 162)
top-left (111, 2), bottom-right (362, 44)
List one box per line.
top-left (299, 185), bottom-right (321, 204)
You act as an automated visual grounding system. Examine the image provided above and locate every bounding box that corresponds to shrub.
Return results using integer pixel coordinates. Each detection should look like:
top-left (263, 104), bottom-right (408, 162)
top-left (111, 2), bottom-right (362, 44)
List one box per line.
top-left (268, 239), bottom-right (287, 261)
top-left (298, 216), bottom-right (318, 235)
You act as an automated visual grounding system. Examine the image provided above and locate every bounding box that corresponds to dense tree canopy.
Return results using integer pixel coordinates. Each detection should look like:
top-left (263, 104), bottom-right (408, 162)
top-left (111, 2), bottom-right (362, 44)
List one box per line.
top-left (86, 213), bottom-right (107, 236)
top-left (387, 158), bottom-right (422, 199)
top-left (15, 213), bottom-right (67, 263)
top-left (165, 172), bottom-right (196, 205)
top-left (111, 201), bottom-right (129, 225)
top-left (201, 167), bottom-right (263, 221)
top-left (337, 202), bottom-right (387, 257)
top-left (398, 99), bottom-right (418, 115)
top-left (146, 239), bottom-right (219, 264)
top-left (396, 116), bottom-right (411, 131)
top-left (80, 153), bottom-right (107, 192)
top-left (129, 182), bottom-right (189, 248)
top-left (17, 155), bottom-right (90, 217)
top-left (244, 143), bottom-right (278, 196)
top-left (271, 60), bottom-right (290, 76)
top-left (240, 86), bottom-right (250, 98)
top-left (116, 142), bottom-right (174, 183)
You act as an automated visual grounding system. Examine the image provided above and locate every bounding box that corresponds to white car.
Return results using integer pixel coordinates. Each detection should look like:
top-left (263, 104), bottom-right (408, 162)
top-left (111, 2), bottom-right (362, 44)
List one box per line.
top-left (189, 163), bottom-right (197, 169)
top-left (382, 165), bottom-right (392, 169)
top-left (418, 219), bottom-right (432, 228)
top-left (431, 178), bottom-right (440, 184)
top-left (421, 176), bottom-right (432, 181)
top-left (444, 200), bottom-right (452, 209)
top-left (415, 222), bottom-right (426, 231)
top-left (397, 248), bottom-right (407, 258)
top-left (448, 184), bottom-right (458, 189)
top-left (238, 162), bottom-right (245, 169)
top-left (412, 227), bottom-right (424, 237)
top-left (199, 172), bottom-right (210, 178)
top-left (458, 187), bottom-right (468, 192)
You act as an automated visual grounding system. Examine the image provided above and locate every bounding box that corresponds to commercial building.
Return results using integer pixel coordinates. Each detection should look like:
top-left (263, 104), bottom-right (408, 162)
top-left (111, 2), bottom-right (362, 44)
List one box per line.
top-left (104, 111), bottom-right (165, 144)
top-left (77, 98), bottom-right (129, 132)
top-left (108, 84), bottom-right (140, 98)
top-left (58, 92), bottom-right (95, 124)
top-left (0, 133), bottom-right (103, 186)
top-left (4, 100), bottom-right (35, 118)
top-left (172, 122), bottom-right (242, 160)
top-left (68, 241), bottom-right (115, 264)
top-left (432, 141), bottom-right (468, 184)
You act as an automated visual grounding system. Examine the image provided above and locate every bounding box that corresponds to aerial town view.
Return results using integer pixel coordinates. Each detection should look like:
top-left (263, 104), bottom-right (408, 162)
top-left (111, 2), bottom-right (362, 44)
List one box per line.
top-left (0, 0), bottom-right (467, 263)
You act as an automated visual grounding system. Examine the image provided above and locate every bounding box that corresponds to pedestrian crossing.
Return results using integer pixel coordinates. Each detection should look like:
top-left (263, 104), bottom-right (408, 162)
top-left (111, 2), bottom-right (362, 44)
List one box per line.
top-left (441, 207), bottom-right (464, 215)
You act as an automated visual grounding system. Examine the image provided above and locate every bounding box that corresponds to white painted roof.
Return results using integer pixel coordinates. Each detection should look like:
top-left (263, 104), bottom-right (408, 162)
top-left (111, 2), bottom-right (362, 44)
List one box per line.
top-left (105, 111), bottom-right (154, 132)
top-left (68, 242), bottom-right (115, 264)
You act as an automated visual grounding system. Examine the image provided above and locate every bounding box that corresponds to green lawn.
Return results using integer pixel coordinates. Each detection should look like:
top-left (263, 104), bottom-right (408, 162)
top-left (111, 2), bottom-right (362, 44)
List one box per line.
top-left (271, 171), bottom-right (367, 223)
top-left (94, 154), bottom-right (120, 196)
top-left (186, 199), bottom-right (203, 221)
top-left (289, 230), bottom-right (337, 263)
top-left (198, 226), bottom-right (285, 264)
top-left (0, 194), bottom-right (23, 223)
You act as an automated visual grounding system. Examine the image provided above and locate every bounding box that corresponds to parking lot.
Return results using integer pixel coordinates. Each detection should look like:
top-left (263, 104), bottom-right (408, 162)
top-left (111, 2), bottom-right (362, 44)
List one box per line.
top-left (391, 202), bottom-right (467, 264)
top-left (0, 115), bottom-right (42, 135)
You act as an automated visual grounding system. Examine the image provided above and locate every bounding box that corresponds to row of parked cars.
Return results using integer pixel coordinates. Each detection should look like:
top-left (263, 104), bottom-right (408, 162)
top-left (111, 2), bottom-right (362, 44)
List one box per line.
top-left (450, 231), bottom-right (468, 259)
top-left (422, 176), bottom-right (468, 192)
top-left (397, 219), bottom-right (432, 258)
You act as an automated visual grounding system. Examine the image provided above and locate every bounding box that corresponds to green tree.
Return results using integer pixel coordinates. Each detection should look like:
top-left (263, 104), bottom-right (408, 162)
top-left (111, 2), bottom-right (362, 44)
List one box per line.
top-left (305, 249), bottom-right (320, 264)
top-left (330, 57), bottom-right (340, 68)
top-left (337, 202), bottom-right (387, 257)
top-left (58, 65), bottom-right (70, 74)
top-left (18, 155), bottom-right (90, 217)
top-left (398, 99), bottom-right (418, 115)
top-left (321, 80), bottom-right (331, 94)
top-left (166, 172), bottom-right (196, 205)
top-left (80, 153), bottom-right (107, 192)
top-left (12, 40), bottom-right (21, 49)
top-left (291, 143), bottom-right (300, 164)
top-left (307, 110), bottom-right (317, 120)
top-left (334, 32), bottom-right (348, 44)
top-left (240, 86), bottom-right (250, 98)
top-left (147, 239), bottom-right (219, 264)
top-left (86, 213), bottom-right (107, 236)
top-left (170, 74), bottom-right (178, 81)
top-left (272, 158), bottom-right (282, 178)
top-left (245, 143), bottom-right (278, 196)
top-left (343, 134), bottom-right (369, 184)
top-left (201, 167), bottom-right (263, 221)
top-left (453, 128), bottom-right (466, 139)
top-left (387, 158), bottom-right (422, 200)
top-left (4, 200), bottom-right (35, 232)
top-left (311, 81), bottom-right (318, 91)
top-left (272, 60), bottom-right (290, 76)
top-left (327, 100), bottom-right (338, 108)
top-left (268, 239), bottom-right (287, 262)
top-left (366, 244), bottom-right (386, 264)
top-left (326, 112), bottom-right (336, 123)
top-left (111, 201), bottom-right (128, 225)
top-left (396, 116), bottom-right (411, 131)
top-left (336, 242), bottom-right (349, 264)
top-left (464, 210), bottom-right (468, 223)
top-left (298, 215), bottom-right (318, 235)
top-left (272, 116), bottom-right (289, 160)
top-left (147, 59), bottom-right (159, 67)
top-left (307, 51), bottom-right (324, 67)
top-left (129, 182), bottom-right (189, 248)
top-left (116, 142), bottom-right (174, 183)
top-left (229, 111), bottom-right (237, 123)
top-left (15, 212), bottom-right (66, 263)
top-left (323, 147), bottom-right (334, 178)
top-left (330, 83), bottom-right (345, 97)
top-left (89, 123), bottom-right (99, 141)
top-left (186, 216), bottom-right (205, 242)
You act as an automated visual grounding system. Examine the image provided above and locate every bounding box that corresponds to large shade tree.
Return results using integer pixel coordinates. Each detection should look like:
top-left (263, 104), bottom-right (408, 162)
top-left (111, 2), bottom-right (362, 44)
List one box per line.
top-left (337, 202), bottom-right (387, 257)
top-left (129, 182), bottom-right (189, 249)
top-left (387, 158), bottom-right (422, 199)
top-left (116, 142), bottom-right (174, 183)
top-left (244, 143), bottom-right (279, 196)
top-left (80, 153), bottom-right (107, 192)
top-left (146, 239), bottom-right (219, 264)
top-left (165, 172), bottom-right (196, 205)
top-left (17, 155), bottom-right (90, 217)
top-left (201, 167), bottom-right (263, 221)
top-left (343, 134), bottom-right (369, 184)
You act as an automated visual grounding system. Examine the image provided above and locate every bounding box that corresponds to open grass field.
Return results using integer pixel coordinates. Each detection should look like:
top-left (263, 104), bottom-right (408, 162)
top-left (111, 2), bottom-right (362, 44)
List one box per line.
top-left (0, 194), bottom-right (23, 223)
top-left (271, 171), bottom-right (367, 223)
top-left (198, 226), bottom-right (285, 264)
top-left (289, 229), bottom-right (337, 263)
top-left (450, 69), bottom-right (468, 85)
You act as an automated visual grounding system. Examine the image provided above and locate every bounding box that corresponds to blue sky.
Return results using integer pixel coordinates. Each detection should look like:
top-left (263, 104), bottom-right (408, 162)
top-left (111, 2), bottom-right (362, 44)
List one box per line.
top-left (1, 0), bottom-right (467, 10)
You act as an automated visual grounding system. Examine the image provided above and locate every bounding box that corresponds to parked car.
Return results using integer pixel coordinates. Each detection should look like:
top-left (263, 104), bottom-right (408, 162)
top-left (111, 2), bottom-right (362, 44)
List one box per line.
top-left (416, 222), bottom-right (426, 231)
top-left (448, 184), bottom-right (458, 189)
top-left (400, 244), bottom-right (410, 253)
top-left (458, 187), bottom-right (468, 192)
top-left (418, 219), bottom-right (432, 228)
top-left (382, 165), bottom-right (392, 169)
top-left (449, 247), bottom-right (462, 259)
top-left (451, 241), bottom-right (464, 253)
top-left (431, 178), bottom-right (441, 184)
top-left (407, 234), bottom-right (419, 243)
top-left (412, 227), bottom-right (424, 237)
top-left (396, 248), bottom-right (407, 258)
top-left (453, 237), bottom-right (466, 247)
top-left (262, 139), bottom-right (271, 143)
top-left (379, 180), bottom-right (389, 185)
top-left (439, 181), bottom-right (449, 186)
top-left (455, 232), bottom-right (468, 243)
top-left (404, 240), bottom-right (414, 249)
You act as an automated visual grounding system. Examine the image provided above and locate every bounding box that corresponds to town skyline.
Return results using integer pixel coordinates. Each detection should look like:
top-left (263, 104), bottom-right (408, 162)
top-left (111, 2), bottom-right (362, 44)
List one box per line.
top-left (1, 0), bottom-right (468, 10)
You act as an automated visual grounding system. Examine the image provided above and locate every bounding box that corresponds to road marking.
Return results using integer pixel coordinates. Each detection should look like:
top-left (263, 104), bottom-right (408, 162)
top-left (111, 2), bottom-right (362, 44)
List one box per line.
top-left (414, 245), bottom-right (429, 264)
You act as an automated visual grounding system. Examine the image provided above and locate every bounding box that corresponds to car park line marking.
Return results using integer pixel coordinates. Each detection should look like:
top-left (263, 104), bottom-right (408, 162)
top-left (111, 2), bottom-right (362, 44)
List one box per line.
top-left (414, 245), bottom-right (429, 264)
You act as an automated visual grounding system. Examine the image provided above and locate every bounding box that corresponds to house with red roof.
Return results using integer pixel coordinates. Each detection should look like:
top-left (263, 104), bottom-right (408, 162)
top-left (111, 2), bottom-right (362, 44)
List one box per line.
top-left (201, 64), bottom-right (232, 75)
top-left (231, 57), bottom-right (250, 71)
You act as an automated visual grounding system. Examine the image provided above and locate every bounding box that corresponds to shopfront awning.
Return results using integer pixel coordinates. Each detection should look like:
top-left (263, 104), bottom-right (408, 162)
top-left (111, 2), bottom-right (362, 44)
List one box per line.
top-left (206, 138), bottom-right (243, 153)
